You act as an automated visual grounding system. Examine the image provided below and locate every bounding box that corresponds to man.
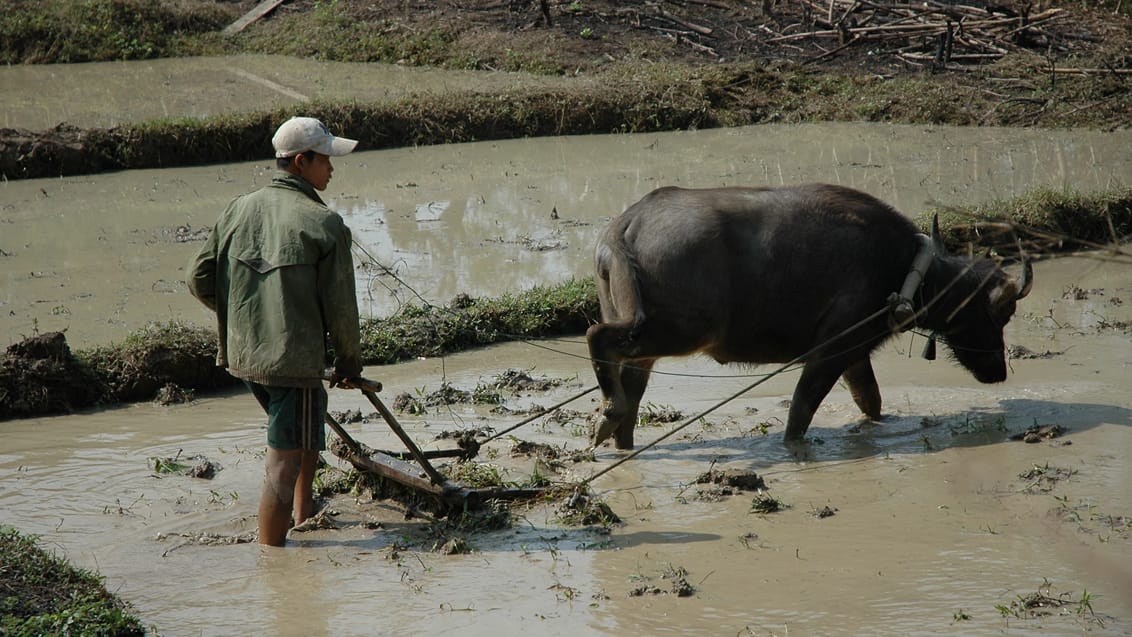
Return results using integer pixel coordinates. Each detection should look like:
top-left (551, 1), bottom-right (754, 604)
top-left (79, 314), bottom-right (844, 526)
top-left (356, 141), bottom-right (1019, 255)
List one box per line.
top-left (188, 116), bottom-right (363, 546)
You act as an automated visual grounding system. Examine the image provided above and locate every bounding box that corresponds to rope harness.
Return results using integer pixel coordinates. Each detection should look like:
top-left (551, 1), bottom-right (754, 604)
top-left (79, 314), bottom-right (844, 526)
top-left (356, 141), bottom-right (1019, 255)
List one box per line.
top-left (887, 233), bottom-right (934, 333)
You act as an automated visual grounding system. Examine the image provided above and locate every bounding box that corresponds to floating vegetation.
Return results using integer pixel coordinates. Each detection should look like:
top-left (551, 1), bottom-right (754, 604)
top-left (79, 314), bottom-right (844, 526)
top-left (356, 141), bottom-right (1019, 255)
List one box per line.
top-left (444, 460), bottom-right (506, 489)
top-left (390, 369), bottom-right (579, 415)
top-left (490, 368), bottom-right (568, 393)
top-left (994, 579), bottom-right (1106, 627)
top-left (1007, 344), bottom-right (1064, 360)
top-left (810, 505), bottom-right (838, 519)
top-left (154, 382), bottom-right (193, 405)
top-left (628, 563), bottom-right (695, 597)
top-left (1018, 463), bottom-right (1077, 494)
top-left (433, 536), bottom-right (472, 555)
top-left (149, 450), bottom-right (220, 479)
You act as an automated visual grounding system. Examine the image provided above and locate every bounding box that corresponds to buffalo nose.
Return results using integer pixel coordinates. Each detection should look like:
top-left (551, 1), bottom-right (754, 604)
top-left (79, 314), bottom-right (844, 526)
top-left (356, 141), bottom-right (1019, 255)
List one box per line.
top-left (975, 363), bottom-right (1007, 383)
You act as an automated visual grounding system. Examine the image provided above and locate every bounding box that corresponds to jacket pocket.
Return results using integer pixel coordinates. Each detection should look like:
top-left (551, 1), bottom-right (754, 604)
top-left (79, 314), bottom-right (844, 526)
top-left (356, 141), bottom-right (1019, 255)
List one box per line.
top-left (235, 246), bottom-right (308, 274)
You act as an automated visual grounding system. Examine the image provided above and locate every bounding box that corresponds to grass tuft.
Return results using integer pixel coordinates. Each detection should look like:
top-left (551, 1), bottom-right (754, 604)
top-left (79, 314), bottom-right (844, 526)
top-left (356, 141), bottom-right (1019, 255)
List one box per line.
top-left (0, 526), bottom-right (147, 636)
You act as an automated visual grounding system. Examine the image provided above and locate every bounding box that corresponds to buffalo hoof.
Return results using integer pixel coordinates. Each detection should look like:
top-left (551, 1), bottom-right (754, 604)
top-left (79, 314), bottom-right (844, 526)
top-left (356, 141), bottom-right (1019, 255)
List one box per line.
top-left (783, 430), bottom-right (816, 451)
top-left (613, 423), bottom-right (635, 450)
top-left (592, 415), bottom-right (621, 449)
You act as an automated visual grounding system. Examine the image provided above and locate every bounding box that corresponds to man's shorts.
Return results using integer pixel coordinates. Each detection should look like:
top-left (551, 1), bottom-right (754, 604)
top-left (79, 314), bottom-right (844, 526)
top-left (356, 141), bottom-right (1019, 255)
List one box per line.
top-left (244, 381), bottom-right (327, 451)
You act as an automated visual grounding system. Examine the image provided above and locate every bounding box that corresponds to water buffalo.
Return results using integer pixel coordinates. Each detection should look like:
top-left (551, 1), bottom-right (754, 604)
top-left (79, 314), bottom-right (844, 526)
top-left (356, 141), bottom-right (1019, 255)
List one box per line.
top-left (586, 183), bottom-right (1032, 449)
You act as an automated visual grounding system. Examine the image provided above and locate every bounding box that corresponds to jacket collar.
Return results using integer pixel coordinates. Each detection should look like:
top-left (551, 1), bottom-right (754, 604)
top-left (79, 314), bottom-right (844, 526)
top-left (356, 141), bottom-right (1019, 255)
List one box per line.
top-left (271, 171), bottom-right (326, 206)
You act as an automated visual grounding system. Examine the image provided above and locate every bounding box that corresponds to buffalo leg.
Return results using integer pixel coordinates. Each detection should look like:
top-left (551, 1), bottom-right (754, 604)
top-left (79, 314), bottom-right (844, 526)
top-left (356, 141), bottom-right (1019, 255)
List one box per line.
top-left (587, 317), bottom-right (700, 448)
top-left (587, 321), bottom-right (634, 445)
top-left (841, 358), bottom-right (882, 421)
top-left (587, 321), bottom-right (631, 418)
top-left (613, 359), bottom-right (655, 449)
top-left (784, 363), bottom-right (844, 441)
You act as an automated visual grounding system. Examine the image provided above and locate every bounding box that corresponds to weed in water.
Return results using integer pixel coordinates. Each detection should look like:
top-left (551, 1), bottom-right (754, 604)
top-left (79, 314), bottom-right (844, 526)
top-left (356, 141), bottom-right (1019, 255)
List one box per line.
top-left (746, 418), bottom-right (779, 437)
top-left (994, 579), bottom-right (1105, 627)
top-left (637, 403), bottom-right (683, 427)
top-left (751, 492), bottom-right (784, 514)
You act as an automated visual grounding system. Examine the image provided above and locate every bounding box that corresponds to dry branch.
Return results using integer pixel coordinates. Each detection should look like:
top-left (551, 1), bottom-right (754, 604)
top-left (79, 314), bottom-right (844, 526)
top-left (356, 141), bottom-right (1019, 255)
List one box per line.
top-left (760, 3), bottom-right (1077, 68)
top-left (658, 9), bottom-right (714, 36)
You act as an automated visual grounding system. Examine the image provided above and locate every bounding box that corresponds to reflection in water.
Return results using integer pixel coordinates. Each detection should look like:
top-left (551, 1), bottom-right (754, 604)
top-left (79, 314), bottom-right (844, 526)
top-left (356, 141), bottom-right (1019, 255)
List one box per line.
top-left (259, 549), bottom-right (332, 637)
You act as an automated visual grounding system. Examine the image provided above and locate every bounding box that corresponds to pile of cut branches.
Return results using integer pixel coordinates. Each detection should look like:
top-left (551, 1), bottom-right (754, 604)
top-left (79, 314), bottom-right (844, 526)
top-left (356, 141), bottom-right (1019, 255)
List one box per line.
top-left (765, 0), bottom-right (1072, 69)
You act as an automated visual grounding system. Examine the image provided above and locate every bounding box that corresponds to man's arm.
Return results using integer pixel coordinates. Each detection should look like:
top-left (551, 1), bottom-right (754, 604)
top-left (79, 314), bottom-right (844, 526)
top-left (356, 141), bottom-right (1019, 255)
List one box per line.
top-left (187, 226), bottom-right (219, 311)
top-left (319, 216), bottom-right (363, 378)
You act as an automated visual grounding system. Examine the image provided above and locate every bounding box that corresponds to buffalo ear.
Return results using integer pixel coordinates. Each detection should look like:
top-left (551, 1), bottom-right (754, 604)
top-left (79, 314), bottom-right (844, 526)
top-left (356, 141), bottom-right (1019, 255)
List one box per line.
top-left (930, 214), bottom-right (947, 253)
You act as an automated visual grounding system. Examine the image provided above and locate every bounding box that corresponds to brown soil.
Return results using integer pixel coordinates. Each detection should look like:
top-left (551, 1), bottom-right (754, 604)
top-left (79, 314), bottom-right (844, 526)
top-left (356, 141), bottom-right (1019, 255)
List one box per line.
top-left (0, 332), bottom-right (104, 420)
top-left (318, 0), bottom-right (1129, 75)
top-left (0, 325), bottom-right (236, 421)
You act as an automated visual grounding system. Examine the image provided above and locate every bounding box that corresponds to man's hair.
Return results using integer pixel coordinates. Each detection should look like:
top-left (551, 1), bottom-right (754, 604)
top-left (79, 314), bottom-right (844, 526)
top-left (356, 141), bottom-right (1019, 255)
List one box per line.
top-left (276, 149), bottom-right (316, 170)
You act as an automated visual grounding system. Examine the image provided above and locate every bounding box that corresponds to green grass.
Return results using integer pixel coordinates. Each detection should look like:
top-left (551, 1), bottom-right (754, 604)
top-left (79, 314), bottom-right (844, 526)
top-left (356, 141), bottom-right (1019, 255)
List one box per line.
top-left (0, 526), bottom-right (148, 636)
top-left (0, 0), bottom-right (232, 64)
top-left (358, 277), bottom-right (599, 364)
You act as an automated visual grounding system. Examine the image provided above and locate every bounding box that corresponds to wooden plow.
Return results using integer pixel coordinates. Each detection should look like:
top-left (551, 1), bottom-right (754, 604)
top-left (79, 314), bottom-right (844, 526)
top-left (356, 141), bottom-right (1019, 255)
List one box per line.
top-left (323, 376), bottom-right (553, 514)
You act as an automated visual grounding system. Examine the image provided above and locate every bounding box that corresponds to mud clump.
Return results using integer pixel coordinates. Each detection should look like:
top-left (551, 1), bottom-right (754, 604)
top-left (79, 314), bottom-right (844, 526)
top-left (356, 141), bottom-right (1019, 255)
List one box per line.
top-left (1, 324), bottom-right (238, 421)
top-left (557, 490), bottom-right (621, 527)
top-left (629, 565), bottom-right (695, 598)
top-left (692, 467), bottom-right (767, 501)
top-left (1012, 423), bottom-right (1068, 443)
top-left (150, 452), bottom-right (221, 479)
top-left (695, 468), bottom-right (766, 491)
top-left (0, 332), bottom-right (104, 420)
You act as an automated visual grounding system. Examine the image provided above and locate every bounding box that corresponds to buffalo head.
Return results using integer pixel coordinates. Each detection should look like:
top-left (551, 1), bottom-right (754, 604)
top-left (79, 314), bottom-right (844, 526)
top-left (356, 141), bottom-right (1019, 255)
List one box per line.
top-left (925, 218), bottom-right (1033, 383)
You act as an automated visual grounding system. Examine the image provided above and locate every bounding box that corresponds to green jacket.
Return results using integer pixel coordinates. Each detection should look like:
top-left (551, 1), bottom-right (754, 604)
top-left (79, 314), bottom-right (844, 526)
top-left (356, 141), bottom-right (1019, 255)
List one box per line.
top-left (188, 173), bottom-right (362, 387)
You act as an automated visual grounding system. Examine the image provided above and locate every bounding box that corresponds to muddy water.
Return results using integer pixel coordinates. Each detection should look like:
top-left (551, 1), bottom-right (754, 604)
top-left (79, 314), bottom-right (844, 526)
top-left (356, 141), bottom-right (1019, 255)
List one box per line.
top-left (0, 55), bottom-right (577, 131)
top-left (2, 110), bottom-right (1132, 633)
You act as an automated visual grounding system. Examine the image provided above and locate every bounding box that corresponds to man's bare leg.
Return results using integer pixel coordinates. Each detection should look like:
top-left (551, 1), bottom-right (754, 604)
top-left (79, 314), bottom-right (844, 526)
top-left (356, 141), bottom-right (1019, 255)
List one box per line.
top-left (258, 448), bottom-right (302, 546)
top-left (292, 450), bottom-right (320, 526)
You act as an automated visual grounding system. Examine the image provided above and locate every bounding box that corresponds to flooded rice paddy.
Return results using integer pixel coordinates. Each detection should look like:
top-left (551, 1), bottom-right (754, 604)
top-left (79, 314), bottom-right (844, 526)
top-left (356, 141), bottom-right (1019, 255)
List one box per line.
top-left (1, 57), bottom-right (1131, 637)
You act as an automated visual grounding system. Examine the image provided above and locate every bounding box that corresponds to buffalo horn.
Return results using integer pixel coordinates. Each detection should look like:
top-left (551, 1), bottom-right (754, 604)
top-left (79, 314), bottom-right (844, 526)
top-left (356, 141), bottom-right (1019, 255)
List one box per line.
top-left (1016, 256), bottom-right (1033, 300)
top-left (922, 335), bottom-right (937, 360)
top-left (1014, 237), bottom-right (1033, 301)
top-left (930, 214), bottom-right (947, 253)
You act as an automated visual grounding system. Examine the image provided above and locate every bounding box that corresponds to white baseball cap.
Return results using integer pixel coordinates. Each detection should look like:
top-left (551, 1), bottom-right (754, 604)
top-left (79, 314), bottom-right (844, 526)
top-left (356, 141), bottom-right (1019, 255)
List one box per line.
top-left (272, 116), bottom-right (358, 158)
